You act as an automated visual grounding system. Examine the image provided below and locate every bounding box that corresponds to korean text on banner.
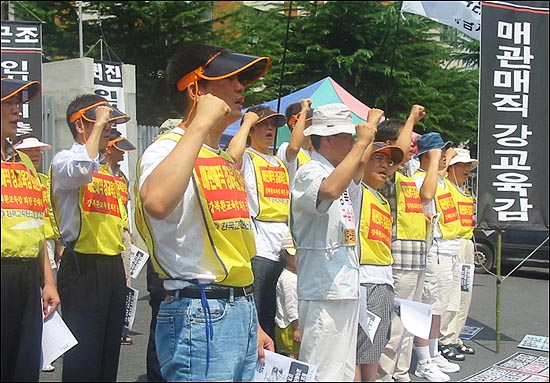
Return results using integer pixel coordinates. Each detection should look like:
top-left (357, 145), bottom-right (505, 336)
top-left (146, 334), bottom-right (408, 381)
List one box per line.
top-left (1, 20), bottom-right (43, 138)
top-left (476, 1), bottom-right (549, 230)
top-left (401, 1), bottom-right (481, 40)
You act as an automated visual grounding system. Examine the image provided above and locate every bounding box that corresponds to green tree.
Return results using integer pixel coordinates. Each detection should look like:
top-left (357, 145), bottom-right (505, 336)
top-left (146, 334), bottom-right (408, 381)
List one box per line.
top-left (10, 1), bottom-right (479, 147)
top-left (12, 1), bottom-right (216, 125)
top-left (267, 1), bottom-right (479, 147)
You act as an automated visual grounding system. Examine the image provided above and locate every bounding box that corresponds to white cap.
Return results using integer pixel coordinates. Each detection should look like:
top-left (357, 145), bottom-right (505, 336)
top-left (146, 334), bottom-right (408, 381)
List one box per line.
top-left (303, 103), bottom-right (356, 136)
top-left (159, 118), bottom-right (182, 134)
top-left (13, 137), bottom-right (52, 151)
top-left (448, 148), bottom-right (478, 169)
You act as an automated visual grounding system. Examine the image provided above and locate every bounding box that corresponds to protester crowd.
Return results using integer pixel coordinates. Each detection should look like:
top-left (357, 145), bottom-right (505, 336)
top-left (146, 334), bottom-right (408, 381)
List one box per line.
top-left (1, 42), bottom-right (479, 383)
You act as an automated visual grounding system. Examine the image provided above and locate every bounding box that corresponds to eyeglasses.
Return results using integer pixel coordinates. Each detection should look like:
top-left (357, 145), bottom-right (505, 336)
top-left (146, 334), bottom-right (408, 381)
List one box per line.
top-left (370, 154), bottom-right (394, 167)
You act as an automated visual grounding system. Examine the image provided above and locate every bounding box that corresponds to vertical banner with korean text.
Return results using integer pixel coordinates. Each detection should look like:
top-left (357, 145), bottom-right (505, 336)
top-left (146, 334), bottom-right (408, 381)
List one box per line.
top-left (93, 60), bottom-right (129, 177)
top-left (477, 1), bottom-right (549, 230)
top-left (1, 20), bottom-right (43, 139)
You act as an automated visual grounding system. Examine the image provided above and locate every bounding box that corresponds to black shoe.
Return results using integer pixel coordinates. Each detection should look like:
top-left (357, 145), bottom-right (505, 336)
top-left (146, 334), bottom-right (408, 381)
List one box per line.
top-left (455, 343), bottom-right (475, 355)
top-left (439, 344), bottom-right (465, 361)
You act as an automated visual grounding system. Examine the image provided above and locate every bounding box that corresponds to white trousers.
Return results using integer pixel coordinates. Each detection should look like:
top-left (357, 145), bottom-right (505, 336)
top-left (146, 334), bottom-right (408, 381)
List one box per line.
top-left (378, 269), bottom-right (425, 382)
top-left (439, 238), bottom-right (475, 345)
top-left (298, 299), bottom-right (359, 382)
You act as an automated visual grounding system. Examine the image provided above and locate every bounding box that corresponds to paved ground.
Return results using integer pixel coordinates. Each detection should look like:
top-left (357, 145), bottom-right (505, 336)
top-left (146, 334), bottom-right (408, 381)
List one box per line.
top-left (40, 265), bottom-right (549, 382)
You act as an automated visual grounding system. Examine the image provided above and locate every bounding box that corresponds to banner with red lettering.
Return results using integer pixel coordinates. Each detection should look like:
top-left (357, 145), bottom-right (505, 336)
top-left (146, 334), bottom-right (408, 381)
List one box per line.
top-left (476, 1), bottom-right (549, 230)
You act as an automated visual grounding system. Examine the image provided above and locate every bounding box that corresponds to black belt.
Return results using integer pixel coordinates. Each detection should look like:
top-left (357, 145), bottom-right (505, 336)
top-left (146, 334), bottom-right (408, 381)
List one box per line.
top-left (1, 257), bottom-right (38, 264)
top-left (167, 285), bottom-right (254, 300)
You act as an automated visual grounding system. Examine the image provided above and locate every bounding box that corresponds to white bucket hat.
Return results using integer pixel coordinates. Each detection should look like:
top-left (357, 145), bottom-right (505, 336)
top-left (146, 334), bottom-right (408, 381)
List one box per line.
top-left (448, 148), bottom-right (478, 169)
top-left (303, 103), bottom-right (356, 136)
top-left (13, 136), bottom-right (52, 151)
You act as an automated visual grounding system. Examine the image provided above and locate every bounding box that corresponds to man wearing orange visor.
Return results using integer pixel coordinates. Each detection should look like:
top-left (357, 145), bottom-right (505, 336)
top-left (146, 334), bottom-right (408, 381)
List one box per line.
top-left (102, 129), bottom-right (137, 347)
top-left (137, 42), bottom-right (274, 382)
top-left (226, 105), bottom-right (290, 344)
top-left (1, 77), bottom-right (60, 382)
top-left (50, 94), bottom-right (131, 382)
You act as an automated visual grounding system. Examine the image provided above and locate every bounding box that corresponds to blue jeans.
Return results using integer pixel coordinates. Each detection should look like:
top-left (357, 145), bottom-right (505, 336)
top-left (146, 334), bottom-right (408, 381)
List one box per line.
top-left (156, 293), bottom-right (259, 382)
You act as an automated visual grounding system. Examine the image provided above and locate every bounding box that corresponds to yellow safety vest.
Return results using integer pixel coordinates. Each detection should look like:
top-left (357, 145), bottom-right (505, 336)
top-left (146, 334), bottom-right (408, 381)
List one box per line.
top-left (296, 149), bottom-right (311, 168)
top-left (435, 178), bottom-right (461, 239)
top-left (1, 151), bottom-right (45, 258)
top-left (37, 172), bottom-right (60, 240)
top-left (358, 184), bottom-right (393, 265)
top-left (114, 174), bottom-right (129, 207)
top-left (394, 171), bottom-right (426, 241)
top-left (413, 171), bottom-right (461, 239)
top-left (73, 164), bottom-right (126, 255)
top-left (135, 132), bottom-right (256, 286)
top-left (245, 149), bottom-right (290, 223)
top-left (447, 181), bottom-right (475, 239)
top-left (113, 173), bottom-right (130, 230)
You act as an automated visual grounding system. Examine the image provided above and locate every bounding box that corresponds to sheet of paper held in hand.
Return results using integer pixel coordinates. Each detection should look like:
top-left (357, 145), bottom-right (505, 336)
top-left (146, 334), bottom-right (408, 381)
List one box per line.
top-left (395, 298), bottom-right (432, 340)
top-left (359, 286), bottom-right (381, 342)
top-left (41, 310), bottom-right (78, 369)
top-left (254, 350), bottom-right (317, 382)
top-left (123, 286), bottom-right (139, 331)
top-left (129, 244), bottom-right (149, 279)
top-left (459, 262), bottom-right (475, 293)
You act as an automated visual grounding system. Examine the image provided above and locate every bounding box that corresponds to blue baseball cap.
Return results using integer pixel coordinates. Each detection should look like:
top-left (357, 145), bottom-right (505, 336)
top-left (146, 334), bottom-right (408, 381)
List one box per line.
top-left (416, 132), bottom-right (452, 157)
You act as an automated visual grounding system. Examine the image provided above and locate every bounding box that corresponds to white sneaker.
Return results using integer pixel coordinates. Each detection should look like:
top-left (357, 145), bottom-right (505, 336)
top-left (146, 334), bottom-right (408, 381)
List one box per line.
top-left (42, 364), bottom-right (55, 372)
top-left (393, 373), bottom-right (412, 382)
top-left (431, 352), bottom-right (460, 373)
top-left (414, 359), bottom-right (450, 382)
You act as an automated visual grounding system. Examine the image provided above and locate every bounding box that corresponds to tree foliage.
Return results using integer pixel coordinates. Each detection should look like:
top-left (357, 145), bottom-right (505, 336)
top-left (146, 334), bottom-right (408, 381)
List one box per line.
top-left (10, 1), bottom-right (480, 147)
top-left (12, 1), bottom-right (216, 125)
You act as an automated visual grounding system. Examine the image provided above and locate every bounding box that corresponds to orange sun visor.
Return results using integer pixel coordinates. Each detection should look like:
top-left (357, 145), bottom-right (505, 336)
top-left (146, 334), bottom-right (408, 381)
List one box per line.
top-left (177, 51), bottom-right (271, 91)
top-left (70, 100), bottom-right (131, 124)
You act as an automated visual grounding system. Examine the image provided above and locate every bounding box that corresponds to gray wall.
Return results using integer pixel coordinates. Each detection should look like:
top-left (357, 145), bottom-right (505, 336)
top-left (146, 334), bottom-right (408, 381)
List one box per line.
top-left (42, 57), bottom-right (138, 234)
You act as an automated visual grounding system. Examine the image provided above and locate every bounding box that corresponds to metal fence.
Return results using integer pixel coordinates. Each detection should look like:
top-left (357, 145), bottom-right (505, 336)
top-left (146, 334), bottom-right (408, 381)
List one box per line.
top-left (137, 124), bottom-right (161, 156)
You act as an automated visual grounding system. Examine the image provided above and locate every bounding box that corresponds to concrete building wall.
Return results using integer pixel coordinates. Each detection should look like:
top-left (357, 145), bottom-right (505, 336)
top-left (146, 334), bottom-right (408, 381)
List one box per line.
top-left (42, 57), bottom-right (138, 234)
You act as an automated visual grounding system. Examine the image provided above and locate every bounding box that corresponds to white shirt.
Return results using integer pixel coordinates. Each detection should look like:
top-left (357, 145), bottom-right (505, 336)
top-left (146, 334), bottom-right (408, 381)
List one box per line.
top-left (242, 148), bottom-right (290, 262)
top-left (138, 128), bottom-right (222, 290)
top-left (276, 142), bottom-right (311, 186)
top-left (291, 151), bottom-right (360, 300)
top-left (275, 268), bottom-right (298, 328)
top-left (51, 142), bottom-right (101, 243)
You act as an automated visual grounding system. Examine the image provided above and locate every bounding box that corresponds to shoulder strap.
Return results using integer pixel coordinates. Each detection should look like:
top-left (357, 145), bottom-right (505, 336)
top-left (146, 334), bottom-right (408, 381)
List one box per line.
top-left (134, 132), bottom-right (182, 269)
top-left (16, 150), bottom-right (38, 177)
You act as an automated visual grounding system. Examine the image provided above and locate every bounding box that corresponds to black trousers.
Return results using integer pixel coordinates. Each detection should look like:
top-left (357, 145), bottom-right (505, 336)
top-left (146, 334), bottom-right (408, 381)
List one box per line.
top-left (251, 256), bottom-right (285, 342)
top-left (1, 258), bottom-right (42, 382)
top-left (57, 251), bottom-right (126, 382)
